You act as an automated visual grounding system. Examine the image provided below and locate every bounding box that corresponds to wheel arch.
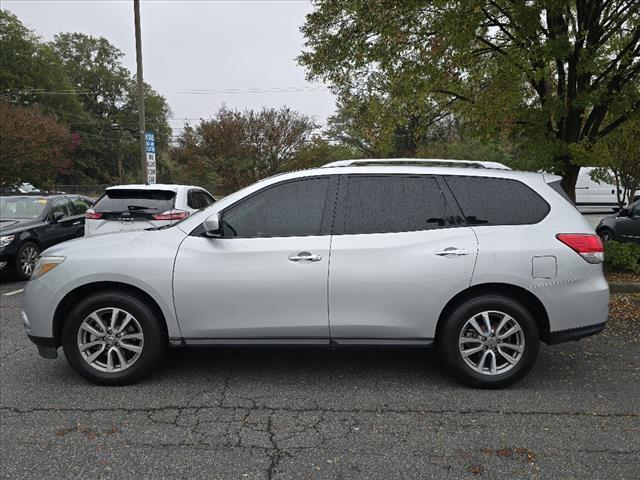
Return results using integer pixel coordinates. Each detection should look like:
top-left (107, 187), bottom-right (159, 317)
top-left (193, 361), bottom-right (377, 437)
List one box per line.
top-left (435, 283), bottom-right (551, 343)
top-left (52, 281), bottom-right (169, 344)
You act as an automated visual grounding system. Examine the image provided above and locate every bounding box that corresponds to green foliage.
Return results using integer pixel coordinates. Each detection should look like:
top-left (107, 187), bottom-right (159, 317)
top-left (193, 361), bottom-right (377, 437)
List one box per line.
top-left (604, 241), bottom-right (640, 273)
top-left (0, 10), bottom-right (83, 120)
top-left (300, 1), bottom-right (640, 198)
top-left (0, 10), bottom-right (172, 186)
top-left (169, 106), bottom-right (318, 191)
top-left (571, 119), bottom-right (640, 207)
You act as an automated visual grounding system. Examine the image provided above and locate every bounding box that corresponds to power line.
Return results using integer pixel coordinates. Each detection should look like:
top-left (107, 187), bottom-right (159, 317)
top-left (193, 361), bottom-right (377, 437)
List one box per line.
top-left (1, 85), bottom-right (330, 95)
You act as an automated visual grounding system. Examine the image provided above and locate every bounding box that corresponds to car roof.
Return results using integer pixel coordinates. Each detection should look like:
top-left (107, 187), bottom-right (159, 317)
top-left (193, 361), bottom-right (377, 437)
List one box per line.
top-left (105, 184), bottom-right (205, 192)
top-left (322, 158), bottom-right (511, 170)
top-left (0, 193), bottom-right (71, 199)
top-left (284, 164), bottom-right (545, 182)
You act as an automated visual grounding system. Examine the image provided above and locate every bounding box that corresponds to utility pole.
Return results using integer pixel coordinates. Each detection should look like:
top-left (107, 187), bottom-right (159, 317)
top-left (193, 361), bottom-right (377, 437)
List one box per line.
top-left (133, 0), bottom-right (146, 183)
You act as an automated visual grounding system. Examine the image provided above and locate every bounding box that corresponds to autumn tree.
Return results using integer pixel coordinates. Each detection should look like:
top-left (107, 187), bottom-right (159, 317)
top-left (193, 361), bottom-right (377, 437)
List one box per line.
top-left (172, 106), bottom-right (318, 191)
top-left (300, 0), bottom-right (640, 199)
top-left (0, 102), bottom-right (75, 187)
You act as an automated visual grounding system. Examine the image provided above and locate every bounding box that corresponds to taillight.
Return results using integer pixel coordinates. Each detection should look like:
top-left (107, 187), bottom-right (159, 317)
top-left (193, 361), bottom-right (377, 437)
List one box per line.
top-left (85, 209), bottom-right (103, 220)
top-left (556, 233), bottom-right (604, 264)
top-left (152, 209), bottom-right (190, 221)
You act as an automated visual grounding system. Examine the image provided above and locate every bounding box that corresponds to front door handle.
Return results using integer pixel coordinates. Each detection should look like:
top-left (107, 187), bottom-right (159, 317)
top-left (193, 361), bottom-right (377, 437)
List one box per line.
top-left (289, 251), bottom-right (322, 262)
top-left (435, 247), bottom-right (470, 257)
top-left (72, 221), bottom-right (82, 226)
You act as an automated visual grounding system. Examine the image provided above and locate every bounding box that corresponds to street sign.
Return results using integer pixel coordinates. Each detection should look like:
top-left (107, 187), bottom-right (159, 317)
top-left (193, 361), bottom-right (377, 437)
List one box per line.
top-left (145, 132), bottom-right (156, 184)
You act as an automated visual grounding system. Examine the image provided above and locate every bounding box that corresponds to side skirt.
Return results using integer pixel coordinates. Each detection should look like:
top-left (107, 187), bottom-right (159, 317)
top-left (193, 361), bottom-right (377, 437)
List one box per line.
top-left (169, 337), bottom-right (434, 348)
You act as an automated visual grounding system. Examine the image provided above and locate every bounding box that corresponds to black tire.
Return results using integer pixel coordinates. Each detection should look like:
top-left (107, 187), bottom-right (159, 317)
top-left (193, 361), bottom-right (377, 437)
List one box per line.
top-left (14, 241), bottom-right (39, 280)
top-left (438, 295), bottom-right (540, 389)
top-left (62, 290), bottom-right (167, 385)
top-left (598, 228), bottom-right (615, 243)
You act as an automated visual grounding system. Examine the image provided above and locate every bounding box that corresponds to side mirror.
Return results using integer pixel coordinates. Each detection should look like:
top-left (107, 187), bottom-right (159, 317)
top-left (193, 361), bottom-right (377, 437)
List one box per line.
top-left (203, 213), bottom-right (222, 237)
top-left (619, 208), bottom-right (630, 217)
top-left (52, 211), bottom-right (64, 223)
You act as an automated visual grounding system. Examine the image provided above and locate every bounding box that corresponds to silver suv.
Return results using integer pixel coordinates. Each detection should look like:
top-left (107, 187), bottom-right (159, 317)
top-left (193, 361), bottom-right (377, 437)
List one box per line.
top-left (23, 160), bottom-right (609, 388)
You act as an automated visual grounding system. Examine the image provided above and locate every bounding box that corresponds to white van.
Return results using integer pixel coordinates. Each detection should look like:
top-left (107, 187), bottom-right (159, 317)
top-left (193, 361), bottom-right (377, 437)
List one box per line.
top-left (575, 167), bottom-right (639, 209)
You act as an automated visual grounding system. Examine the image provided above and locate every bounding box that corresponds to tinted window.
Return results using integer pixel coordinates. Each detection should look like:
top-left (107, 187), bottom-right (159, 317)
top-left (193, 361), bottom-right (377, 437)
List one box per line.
top-left (338, 175), bottom-right (450, 235)
top-left (71, 197), bottom-right (92, 215)
top-left (188, 190), bottom-right (215, 209)
top-left (50, 199), bottom-right (73, 219)
top-left (93, 189), bottom-right (176, 213)
top-left (548, 179), bottom-right (575, 206)
top-left (222, 178), bottom-right (330, 238)
top-left (445, 176), bottom-right (549, 225)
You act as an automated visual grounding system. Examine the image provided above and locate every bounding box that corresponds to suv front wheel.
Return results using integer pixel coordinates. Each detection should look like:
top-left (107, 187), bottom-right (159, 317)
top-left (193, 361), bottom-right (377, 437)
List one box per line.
top-left (438, 295), bottom-right (540, 389)
top-left (62, 290), bottom-right (167, 385)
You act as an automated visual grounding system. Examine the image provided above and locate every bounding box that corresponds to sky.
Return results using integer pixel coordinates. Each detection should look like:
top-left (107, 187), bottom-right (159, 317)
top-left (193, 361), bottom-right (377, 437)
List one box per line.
top-left (3, 0), bottom-right (337, 137)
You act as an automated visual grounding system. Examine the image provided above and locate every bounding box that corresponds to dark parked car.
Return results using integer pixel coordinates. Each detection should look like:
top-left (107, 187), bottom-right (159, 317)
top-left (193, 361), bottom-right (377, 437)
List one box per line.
top-left (0, 195), bottom-right (92, 279)
top-left (596, 200), bottom-right (640, 244)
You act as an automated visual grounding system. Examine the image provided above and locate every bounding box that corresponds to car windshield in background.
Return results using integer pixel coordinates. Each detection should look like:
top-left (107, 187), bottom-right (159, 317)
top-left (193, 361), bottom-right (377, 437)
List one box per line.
top-left (0, 196), bottom-right (47, 219)
top-left (93, 189), bottom-right (176, 213)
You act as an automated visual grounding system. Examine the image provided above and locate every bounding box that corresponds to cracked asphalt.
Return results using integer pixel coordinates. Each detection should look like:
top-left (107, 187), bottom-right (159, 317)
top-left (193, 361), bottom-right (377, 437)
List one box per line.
top-left (1, 279), bottom-right (639, 479)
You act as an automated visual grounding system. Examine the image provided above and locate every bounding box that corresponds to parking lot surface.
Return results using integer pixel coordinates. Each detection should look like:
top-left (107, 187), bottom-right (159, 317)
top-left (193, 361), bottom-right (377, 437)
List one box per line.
top-left (1, 278), bottom-right (638, 479)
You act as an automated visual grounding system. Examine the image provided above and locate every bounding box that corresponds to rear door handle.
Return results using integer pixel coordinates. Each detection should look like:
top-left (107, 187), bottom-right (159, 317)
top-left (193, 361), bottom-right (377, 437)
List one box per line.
top-left (435, 247), bottom-right (470, 257)
top-left (289, 251), bottom-right (322, 262)
top-left (72, 221), bottom-right (82, 226)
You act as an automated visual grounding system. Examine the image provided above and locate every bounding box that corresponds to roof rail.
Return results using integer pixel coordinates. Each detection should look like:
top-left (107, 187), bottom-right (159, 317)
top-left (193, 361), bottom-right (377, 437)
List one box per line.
top-left (321, 158), bottom-right (511, 170)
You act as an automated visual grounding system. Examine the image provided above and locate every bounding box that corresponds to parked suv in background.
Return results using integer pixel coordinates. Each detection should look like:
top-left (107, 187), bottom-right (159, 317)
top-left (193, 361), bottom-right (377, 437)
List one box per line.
top-left (23, 160), bottom-right (608, 388)
top-left (0, 194), bottom-right (92, 279)
top-left (84, 184), bottom-right (215, 236)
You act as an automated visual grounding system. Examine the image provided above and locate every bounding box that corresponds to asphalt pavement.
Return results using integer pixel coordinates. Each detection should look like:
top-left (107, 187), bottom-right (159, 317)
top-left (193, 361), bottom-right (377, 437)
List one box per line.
top-left (1, 277), bottom-right (638, 480)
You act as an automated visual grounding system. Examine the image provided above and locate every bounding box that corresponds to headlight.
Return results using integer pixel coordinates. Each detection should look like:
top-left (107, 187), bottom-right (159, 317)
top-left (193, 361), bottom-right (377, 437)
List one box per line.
top-left (0, 235), bottom-right (16, 248)
top-left (32, 256), bottom-right (65, 279)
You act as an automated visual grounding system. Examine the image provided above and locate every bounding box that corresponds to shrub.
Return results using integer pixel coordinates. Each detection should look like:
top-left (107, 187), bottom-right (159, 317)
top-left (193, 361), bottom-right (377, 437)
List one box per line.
top-left (604, 241), bottom-right (640, 272)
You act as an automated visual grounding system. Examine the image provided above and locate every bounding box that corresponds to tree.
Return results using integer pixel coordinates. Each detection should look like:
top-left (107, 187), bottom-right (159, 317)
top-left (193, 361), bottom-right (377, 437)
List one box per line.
top-left (573, 119), bottom-right (640, 206)
top-left (288, 135), bottom-right (360, 170)
top-left (173, 106), bottom-right (318, 191)
top-left (50, 33), bottom-right (171, 184)
top-left (300, 1), bottom-right (640, 199)
top-left (0, 10), bottom-right (83, 120)
top-left (0, 102), bottom-right (75, 187)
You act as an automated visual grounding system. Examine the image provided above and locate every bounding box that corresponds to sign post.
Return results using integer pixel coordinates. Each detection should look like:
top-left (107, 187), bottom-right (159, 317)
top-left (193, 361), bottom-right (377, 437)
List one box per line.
top-left (145, 132), bottom-right (156, 184)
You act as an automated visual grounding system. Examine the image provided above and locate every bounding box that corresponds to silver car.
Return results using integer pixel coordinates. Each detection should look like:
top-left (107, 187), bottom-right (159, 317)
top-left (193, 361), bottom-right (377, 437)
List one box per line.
top-left (23, 160), bottom-right (609, 388)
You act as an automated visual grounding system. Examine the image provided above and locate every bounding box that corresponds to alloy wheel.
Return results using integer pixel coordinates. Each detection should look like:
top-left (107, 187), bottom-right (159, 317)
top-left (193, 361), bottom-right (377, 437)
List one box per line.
top-left (20, 245), bottom-right (39, 277)
top-left (458, 310), bottom-right (525, 376)
top-left (77, 307), bottom-right (144, 373)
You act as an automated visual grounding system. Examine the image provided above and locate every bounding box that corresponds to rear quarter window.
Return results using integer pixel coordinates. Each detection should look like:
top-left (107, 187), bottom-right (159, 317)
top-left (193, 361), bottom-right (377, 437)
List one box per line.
top-left (93, 189), bottom-right (176, 213)
top-left (444, 176), bottom-right (550, 226)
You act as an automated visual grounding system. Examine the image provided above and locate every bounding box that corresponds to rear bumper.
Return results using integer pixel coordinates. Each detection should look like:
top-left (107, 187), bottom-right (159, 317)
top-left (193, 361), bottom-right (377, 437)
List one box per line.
top-left (543, 322), bottom-right (606, 345)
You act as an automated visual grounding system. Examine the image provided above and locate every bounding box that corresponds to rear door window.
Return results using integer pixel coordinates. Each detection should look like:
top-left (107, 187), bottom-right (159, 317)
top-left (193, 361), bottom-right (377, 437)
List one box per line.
top-left (444, 176), bottom-right (550, 225)
top-left (50, 198), bottom-right (73, 220)
top-left (93, 189), bottom-right (176, 213)
top-left (335, 175), bottom-right (452, 235)
top-left (70, 196), bottom-right (92, 215)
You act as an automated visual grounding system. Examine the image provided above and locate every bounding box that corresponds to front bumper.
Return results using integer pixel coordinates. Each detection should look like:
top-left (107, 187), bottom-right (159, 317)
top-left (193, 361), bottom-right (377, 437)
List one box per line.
top-left (27, 334), bottom-right (59, 359)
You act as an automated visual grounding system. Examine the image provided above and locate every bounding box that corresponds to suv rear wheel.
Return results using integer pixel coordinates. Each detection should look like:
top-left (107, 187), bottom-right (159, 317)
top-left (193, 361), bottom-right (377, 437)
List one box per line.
top-left (438, 295), bottom-right (540, 389)
top-left (62, 290), bottom-right (167, 385)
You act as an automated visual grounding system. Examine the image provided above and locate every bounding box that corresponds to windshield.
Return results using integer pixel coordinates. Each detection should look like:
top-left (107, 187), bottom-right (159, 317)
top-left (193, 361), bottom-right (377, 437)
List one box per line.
top-left (93, 189), bottom-right (176, 213)
top-left (0, 196), bottom-right (48, 219)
